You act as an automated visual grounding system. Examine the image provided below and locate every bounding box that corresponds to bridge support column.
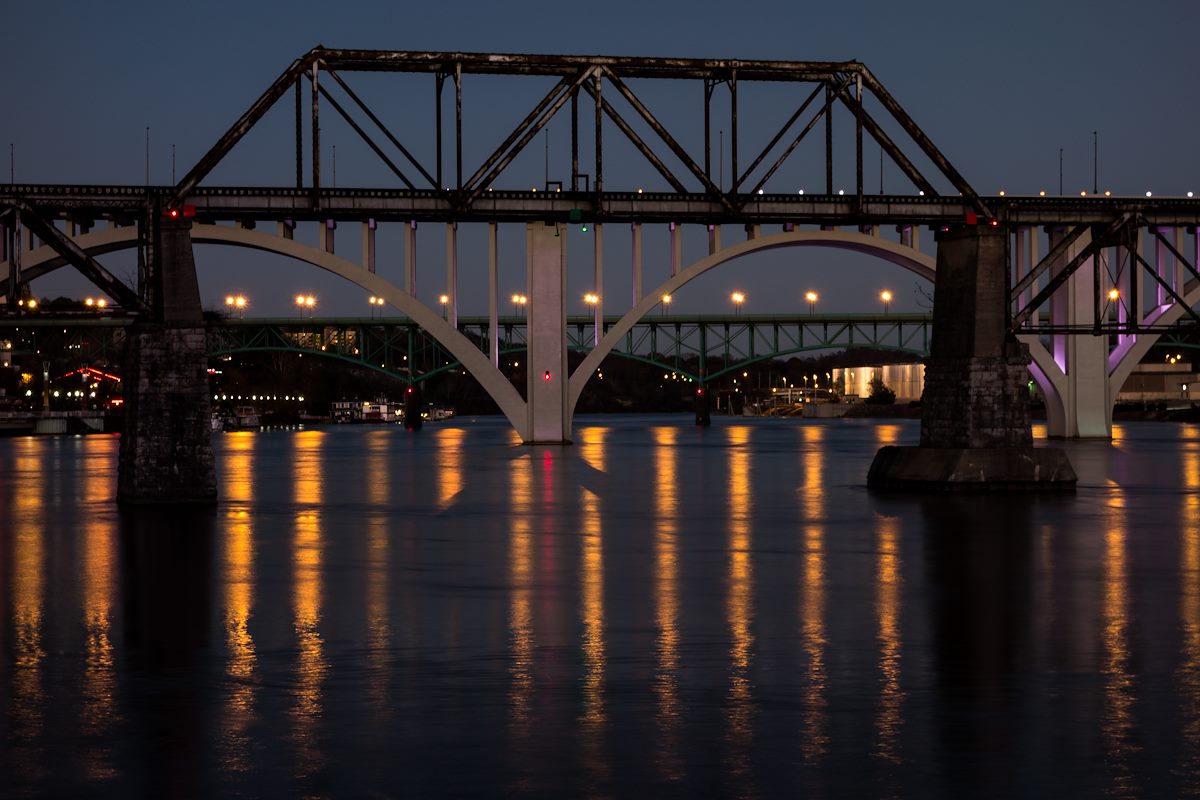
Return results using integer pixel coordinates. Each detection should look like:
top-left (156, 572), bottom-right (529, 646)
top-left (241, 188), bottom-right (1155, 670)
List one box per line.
top-left (117, 218), bottom-right (216, 505)
top-left (869, 227), bottom-right (1075, 490)
top-left (526, 222), bottom-right (570, 443)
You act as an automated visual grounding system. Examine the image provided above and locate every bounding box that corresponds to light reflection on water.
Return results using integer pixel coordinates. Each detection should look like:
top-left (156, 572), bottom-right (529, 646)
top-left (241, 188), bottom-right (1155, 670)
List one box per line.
top-left (2, 417), bottom-right (1200, 797)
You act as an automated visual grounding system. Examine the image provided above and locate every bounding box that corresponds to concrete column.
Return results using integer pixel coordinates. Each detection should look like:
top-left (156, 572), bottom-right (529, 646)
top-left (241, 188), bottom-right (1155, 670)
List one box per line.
top-left (669, 222), bottom-right (680, 277)
top-left (277, 220), bottom-right (295, 240)
top-left (1014, 227), bottom-right (1029, 317)
top-left (362, 219), bottom-right (376, 273)
top-left (593, 223), bottom-right (604, 346)
top-left (404, 221), bottom-right (417, 295)
top-left (1175, 227), bottom-right (1186, 296)
top-left (446, 222), bottom-right (458, 328)
top-left (708, 224), bottom-right (721, 255)
top-left (488, 223), bottom-right (499, 368)
top-left (631, 222), bottom-right (642, 306)
top-left (1155, 228), bottom-right (1168, 306)
top-left (320, 219), bottom-right (335, 254)
top-left (526, 222), bottom-right (569, 443)
top-left (1060, 230), bottom-right (1110, 438)
top-left (118, 218), bottom-right (215, 505)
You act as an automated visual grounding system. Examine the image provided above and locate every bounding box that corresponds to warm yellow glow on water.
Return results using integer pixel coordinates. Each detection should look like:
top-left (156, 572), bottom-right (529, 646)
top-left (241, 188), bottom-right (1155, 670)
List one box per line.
top-left (13, 438), bottom-right (46, 781)
top-left (223, 507), bottom-right (257, 773)
top-left (799, 426), bottom-right (828, 761)
top-left (223, 432), bottom-right (255, 505)
top-left (1102, 483), bottom-right (1136, 796)
top-left (508, 451), bottom-right (535, 738)
top-left (1180, 444), bottom-right (1200, 780)
top-left (725, 425), bottom-right (754, 780)
top-left (79, 437), bottom-right (116, 781)
top-left (875, 514), bottom-right (903, 765)
top-left (580, 481), bottom-right (609, 783)
top-left (436, 426), bottom-right (466, 510)
top-left (652, 426), bottom-right (682, 781)
top-left (291, 430), bottom-right (326, 775)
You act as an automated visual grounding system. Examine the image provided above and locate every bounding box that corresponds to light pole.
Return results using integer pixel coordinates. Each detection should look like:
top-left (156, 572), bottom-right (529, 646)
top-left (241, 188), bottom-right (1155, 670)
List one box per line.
top-left (369, 295), bottom-right (384, 319)
top-left (661, 293), bottom-right (671, 315)
top-left (880, 289), bottom-right (892, 315)
top-left (805, 290), bottom-right (818, 315)
top-left (439, 294), bottom-right (449, 319)
top-left (511, 293), bottom-right (527, 316)
top-left (295, 294), bottom-right (316, 319)
top-left (730, 291), bottom-right (745, 316)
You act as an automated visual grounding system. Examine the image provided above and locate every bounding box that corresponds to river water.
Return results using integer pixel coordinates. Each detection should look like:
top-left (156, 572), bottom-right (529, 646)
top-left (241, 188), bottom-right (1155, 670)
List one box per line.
top-left (0, 416), bottom-right (1197, 798)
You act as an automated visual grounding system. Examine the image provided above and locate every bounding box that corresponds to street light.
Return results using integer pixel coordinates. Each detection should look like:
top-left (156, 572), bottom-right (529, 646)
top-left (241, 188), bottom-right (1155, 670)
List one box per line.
top-left (439, 293), bottom-right (449, 319)
top-left (1107, 288), bottom-right (1120, 301)
top-left (583, 292), bottom-right (599, 306)
top-left (369, 295), bottom-right (384, 318)
top-left (880, 289), bottom-right (892, 314)
top-left (805, 290), bottom-right (818, 315)
top-left (661, 293), bottom-right (672, 315)
top-left (731, 291), bottom-right (745, 316)
top-left (295, 294), bottom-right (316, 318)
top-left (511, 293), bottom-right (527, 316)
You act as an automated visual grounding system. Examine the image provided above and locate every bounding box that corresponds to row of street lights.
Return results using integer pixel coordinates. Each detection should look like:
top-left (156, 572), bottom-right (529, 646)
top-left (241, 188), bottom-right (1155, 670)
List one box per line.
top-left (220, 287), bottom-right (904, 318)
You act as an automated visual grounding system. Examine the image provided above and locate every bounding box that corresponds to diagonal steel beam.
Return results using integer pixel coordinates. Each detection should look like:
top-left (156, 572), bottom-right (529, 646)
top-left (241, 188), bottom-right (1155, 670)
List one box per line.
top-left (1132, 248), bottom-right (1200, 327)
top-left (746, 75), bottom-right (852, 197)
top-left (1010, 224), bottom-right (1089, 304)
top-left (315, 82), bottom-right (415, 189)
top-left (12, 201), bottom-right (146, 313)
top-left (602, 67), bottom-right (727, 201)
top-left (580, 83), bottom-right (687, 193)
top-left (324, 68), bottom-right (438, 189)
top-left (461, 73), bottom-right (576, 194)
top-left (171, 53), bottom-right (314, 206)
top-left (1151, 227), bottom-right (1200, 286)
top-left (1013, 216), bottom-right (1132, 327)
top-left (858, 65), bottom-right (989, 216)
top-left (737, 83), bottom-right (823, 190)
top-left (831, 84), bottom-right (935, 196)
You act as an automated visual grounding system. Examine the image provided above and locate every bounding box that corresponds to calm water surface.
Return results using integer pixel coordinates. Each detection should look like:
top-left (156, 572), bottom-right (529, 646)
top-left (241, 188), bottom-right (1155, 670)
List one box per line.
top-left (1, 416), bottom-right (1198, 798)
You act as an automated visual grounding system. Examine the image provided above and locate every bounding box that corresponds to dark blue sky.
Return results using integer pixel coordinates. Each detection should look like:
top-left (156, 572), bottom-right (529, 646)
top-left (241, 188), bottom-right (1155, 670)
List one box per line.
top-left (5, 1), bottom-right (1198, 316)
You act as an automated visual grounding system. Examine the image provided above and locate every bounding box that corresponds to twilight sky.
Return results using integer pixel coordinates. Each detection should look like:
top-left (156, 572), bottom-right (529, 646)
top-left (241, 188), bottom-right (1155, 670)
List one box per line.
top-left (4, 0), bottom-right (1198, 317)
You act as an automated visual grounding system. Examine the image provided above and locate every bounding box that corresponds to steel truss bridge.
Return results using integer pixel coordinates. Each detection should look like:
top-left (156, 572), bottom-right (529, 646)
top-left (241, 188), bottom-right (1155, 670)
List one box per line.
top-left (2, 48), bottom-right (1199, 438)
top-left (2, 313), bottom-right (932, 388)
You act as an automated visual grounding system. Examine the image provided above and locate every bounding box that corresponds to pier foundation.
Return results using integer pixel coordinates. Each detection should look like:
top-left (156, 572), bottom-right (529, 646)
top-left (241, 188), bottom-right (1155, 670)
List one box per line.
top-left (868, 227), bottom-right (1075, 490)
top-left (117, 217), bottom-right (216, 505)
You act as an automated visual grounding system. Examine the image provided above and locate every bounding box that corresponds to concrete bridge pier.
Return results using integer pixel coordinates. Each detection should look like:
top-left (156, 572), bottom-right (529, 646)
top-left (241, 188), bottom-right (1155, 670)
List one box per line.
top-left (117, 217), bottom-right (217, 505)
top-left (525, 222), bottom-right (570, 443)
top-left (868, 226), bottom-right (1076, 490)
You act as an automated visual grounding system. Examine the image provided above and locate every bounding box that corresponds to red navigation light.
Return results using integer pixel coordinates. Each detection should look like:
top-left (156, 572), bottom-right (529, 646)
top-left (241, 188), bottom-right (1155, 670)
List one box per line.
top-left (543, 370), bottom-right (552, 382)
top-left (989, 219), bottom-right (1000, 227)
top-left (406, 386), bottom-right (413, 394)
top-left (166, 208), bottom-right (179, 218)
top-left (696, 387), bottom-right (704, 395)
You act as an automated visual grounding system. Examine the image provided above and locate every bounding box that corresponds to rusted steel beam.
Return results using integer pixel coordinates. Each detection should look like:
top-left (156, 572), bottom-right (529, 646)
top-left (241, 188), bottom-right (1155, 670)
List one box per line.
top-left (830, 87), bottom-right (935, 196)
top-left (1010, 224), bottom-right (1088, 302)
top-left (746, 77), bottom-right (849, 198)
top-left (1132, 247), bottom-right (1200, 327)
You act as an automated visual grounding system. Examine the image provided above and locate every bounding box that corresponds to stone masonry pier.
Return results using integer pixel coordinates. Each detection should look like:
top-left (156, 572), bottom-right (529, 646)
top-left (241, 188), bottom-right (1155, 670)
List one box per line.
top-left (868, 227), bottom-right (1076, 490)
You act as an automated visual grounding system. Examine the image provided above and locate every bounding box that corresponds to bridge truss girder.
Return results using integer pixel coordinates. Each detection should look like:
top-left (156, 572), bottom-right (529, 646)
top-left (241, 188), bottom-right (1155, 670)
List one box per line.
top-left (168, 48), bottom-right (990, 218)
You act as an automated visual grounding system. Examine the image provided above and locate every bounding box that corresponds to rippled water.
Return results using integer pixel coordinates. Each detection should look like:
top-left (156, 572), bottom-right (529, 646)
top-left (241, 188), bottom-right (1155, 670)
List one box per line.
top-left (0, 416), bottom-right (1198, 798)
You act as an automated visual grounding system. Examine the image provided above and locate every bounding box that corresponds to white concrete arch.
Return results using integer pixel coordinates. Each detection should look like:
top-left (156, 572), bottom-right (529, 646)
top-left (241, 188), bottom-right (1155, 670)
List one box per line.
top-left (15, 224), bottom-right (531, 437)
top-left (568, 229), bottom-right (936, 412)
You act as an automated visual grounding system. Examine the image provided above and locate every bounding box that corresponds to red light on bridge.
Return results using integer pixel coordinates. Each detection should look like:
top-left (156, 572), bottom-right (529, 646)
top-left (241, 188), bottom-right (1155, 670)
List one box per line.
top-left (406, 386), bottom-right (414, 394)
top-left (543, 370), bottom-right (552, 382)
top-left (162, 204), bottom-right (196, 219)
top-left (696, 387), bottom-right (704, 396)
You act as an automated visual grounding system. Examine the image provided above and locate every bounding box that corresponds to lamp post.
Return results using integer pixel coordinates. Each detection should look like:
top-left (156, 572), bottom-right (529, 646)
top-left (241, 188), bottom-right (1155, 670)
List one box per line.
top-left (661, 293), bottom-right (671, 315)
top-left (731, 291), bottom-right (745, 316)
top-left (369, 295), bottom-right (384, 319)
top-left (805, 290), bottom-right (818, 315)
top-left (880, 289), bottom-right (892, 315)
top-left (295, 294), bottom-right (316, 319)
top-left (439, 294), bottom-right (449, 319)
top-left (511, 293), bottom-right (527, 317)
